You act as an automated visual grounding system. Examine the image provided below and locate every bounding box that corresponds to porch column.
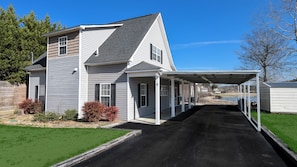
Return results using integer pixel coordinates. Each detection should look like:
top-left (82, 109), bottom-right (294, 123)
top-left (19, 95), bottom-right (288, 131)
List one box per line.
top-left (248, 81), bottom-right (251, 120)
top-left (155, 74), bottom-right (160, 125)
top-left (188, 83), bottom-right (191, 109)
top-left (244, 83), bottom-right (247, 115)
top-left (181, 80), bottom-right (185, 112)
top-left (171, 77), bottom-right (175, 117)
top-left (256, 73), bottom-right (261, 131)
top-left (194, 83), bottom-right (197, 106)
top-left (239, 84), bottom-right (242, 111)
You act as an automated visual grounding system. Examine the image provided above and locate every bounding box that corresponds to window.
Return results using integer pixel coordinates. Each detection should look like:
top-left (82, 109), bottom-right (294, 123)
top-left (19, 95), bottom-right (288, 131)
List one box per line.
top-left (160, 85), bottom-right (168, 96)
top-left (100, 84), bottom-right (111, 106)
top-left (95, 83), bottom-right (116, 106)
top-left (150, 44), bottom-right (163, 63)
top-left (140, 83), bottom-right (147, 107)
top-left (58, 36), bottom-right (67, 55)
top-left (35, 85), bottom-right (39, 100)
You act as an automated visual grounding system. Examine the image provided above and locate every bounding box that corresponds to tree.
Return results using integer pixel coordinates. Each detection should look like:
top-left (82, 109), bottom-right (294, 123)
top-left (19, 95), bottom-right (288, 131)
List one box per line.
top-left (237, 25), bottom-right (295, 82)
top-left (269, 0), bottom-right (297, 53)
top-left (0, 5), bottom-right (62, 84)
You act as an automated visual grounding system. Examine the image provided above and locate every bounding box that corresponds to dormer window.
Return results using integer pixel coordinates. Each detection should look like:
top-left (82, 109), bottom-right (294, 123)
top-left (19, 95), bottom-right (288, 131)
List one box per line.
top-left (150, 44), bottom-right (163, 64)
top-left (58, 36), bottom-right (67, 55)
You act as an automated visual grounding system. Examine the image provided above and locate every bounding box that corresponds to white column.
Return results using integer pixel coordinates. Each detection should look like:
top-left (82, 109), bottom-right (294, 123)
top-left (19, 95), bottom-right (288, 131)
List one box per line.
top-left (181, 80), bottom-right (185, 112)
top-left (194, 83), bottom-right (197, 106)
top-left (237, 85), bottom-right (240, 107)
top-left (256, 73), bottom-right (261, 131)
top-left (188, 83), bottom-right (191, 109)
top-left (171, 77), bottom-right (175, 117)
top-left (240, 84), bottom-right (243, 111)
top-left (248, 81), bottom-right (251, 120)
top-left (244, 83), bottom-right (247, 115)
top-left (155, 74), bottom-right (160, 125)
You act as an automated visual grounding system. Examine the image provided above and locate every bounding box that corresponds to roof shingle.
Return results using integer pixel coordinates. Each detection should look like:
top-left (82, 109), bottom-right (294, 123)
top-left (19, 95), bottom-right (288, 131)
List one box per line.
top-left (85, 13), bottom-right (159, 65)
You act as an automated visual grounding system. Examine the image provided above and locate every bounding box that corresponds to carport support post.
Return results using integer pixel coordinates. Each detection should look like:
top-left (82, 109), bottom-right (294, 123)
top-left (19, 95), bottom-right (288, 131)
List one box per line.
top-left (248, 81), bottom-right (251, 120)
top-left (171, 77), bottom-right (175, 117)
top-left (155, 74), bottom-right (160, 125)
top-left (256, 73), bottom-right (261, 131)
top-left (188, 83), bottom-right (191, 109)
top-left (240, 84), bottom-right (243, 111)
top-left (181, 80), bottom-right (185, 112)
top-left (244, 83), bottom-right (247, 115)
top-left (194, 83), bottom-right (197, 106)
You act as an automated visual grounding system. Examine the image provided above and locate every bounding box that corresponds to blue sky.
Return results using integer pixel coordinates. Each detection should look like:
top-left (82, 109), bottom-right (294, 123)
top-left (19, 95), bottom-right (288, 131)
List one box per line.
top-left (1, 0), bottom-right (269, 70)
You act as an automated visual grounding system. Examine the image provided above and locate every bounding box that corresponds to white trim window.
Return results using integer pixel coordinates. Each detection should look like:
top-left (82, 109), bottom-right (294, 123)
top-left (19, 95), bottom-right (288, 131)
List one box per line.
top-left (100, 84), bottom-right (111, 106)
top-left (140, 83), bottom-right (147, 107)
top-left (58, 36), bottom-right (67, 55)
top-left (150, 44), bottom-right (163, 63)
top-left (160, 85), bottom-right (168, 96)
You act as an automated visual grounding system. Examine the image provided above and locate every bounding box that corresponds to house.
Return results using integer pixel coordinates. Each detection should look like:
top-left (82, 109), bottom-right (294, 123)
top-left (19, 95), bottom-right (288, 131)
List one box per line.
top-left (260, 82), bottom-right (297, 113)
top-left (26, 13), bottom-right (262, 126)
top-left (26, 13), bottom-right (180, 123)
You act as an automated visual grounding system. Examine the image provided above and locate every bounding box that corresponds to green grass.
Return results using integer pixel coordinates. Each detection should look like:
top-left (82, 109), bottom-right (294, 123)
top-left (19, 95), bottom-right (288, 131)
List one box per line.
top-left (0, 125), bottom-right (129, 167)
top-left (252, 112), bottom-right (297, 153)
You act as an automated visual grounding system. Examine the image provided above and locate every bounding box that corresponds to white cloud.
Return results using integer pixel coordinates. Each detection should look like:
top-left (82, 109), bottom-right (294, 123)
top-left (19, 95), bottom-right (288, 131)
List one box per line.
top-left (172, 40), bottom-right (243, 49)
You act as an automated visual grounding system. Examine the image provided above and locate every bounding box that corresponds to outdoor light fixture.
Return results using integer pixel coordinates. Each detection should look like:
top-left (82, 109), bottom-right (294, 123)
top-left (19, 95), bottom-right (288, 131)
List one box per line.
top-left (72, 67), bottom-right (78, 74)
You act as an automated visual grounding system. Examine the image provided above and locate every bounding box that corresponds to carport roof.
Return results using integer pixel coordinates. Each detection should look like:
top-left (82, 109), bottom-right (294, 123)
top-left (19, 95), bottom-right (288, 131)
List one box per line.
top-left (162, 70), bottom-right (260, 84)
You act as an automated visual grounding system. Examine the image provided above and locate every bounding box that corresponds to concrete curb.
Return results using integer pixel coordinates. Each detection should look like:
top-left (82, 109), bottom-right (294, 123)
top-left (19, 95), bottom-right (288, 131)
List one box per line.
top-left (51, 129), bottom-right (142, 167)
top-left (261, 126), bottom-right (297, 167)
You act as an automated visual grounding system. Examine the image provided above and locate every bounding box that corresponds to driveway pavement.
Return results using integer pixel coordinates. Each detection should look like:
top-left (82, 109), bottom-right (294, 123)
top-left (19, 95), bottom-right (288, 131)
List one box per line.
top-left (75, 105), bottom-right (287, 167)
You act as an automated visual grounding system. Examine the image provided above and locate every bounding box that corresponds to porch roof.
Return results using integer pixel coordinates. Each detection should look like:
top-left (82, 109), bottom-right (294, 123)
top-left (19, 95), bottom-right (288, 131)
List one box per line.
top-left (162, 70), bottom-right (260, 84)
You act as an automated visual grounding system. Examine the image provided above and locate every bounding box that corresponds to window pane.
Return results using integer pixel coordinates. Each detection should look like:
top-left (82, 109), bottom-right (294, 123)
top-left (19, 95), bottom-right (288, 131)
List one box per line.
top-left (101, 97), bottom-right (110, 106)
top-left (141, 96), bottom-right (146, 106)
top-left (60, 46), bottom-right (66, 55)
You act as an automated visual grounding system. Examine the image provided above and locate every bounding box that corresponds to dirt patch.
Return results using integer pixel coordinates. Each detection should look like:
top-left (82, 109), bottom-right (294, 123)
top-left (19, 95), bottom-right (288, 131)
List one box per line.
top-left (0, 114), bottom-right (125, 128)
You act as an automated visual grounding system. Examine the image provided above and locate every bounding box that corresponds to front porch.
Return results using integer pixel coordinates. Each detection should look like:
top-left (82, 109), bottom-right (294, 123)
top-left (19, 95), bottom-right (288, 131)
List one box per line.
top-left (132, 105), bottom-right (188, 124)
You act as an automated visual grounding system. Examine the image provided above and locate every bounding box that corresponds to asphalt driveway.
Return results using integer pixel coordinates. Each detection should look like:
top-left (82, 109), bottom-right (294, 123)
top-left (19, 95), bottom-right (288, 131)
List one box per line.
top-left (75, 105), bottom-right (287, 167)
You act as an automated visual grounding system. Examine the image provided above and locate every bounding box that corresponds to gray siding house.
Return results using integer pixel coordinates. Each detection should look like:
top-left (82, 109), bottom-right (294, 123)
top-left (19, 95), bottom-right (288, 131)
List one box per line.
top-left (26, 13), bottom-right (179, 122)
top-left (260, 82), bottom-right (297, 113)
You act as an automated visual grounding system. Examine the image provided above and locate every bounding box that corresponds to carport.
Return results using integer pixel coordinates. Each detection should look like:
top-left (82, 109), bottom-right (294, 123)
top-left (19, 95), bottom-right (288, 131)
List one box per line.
top-left (158, 70), bottom-right (261, 131)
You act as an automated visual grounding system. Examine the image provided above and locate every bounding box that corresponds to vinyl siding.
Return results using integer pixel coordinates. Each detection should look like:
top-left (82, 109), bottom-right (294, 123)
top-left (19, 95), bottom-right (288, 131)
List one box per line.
top-left (28, 71), bottom-right (46, 106)
top-left (80, 27), bottom-right (117, 117)
top-left (260, 83), bottom-right (271, 112)
top-left (88, 63), bottom-right (127, 120)
top-left (129, 77), bottom-right (155, 119)
top-left (48, 31), bottom-right (79, 58)
top-left (46, 56), bottom-right (79, 113)
top-left (129, 15), bottom-right (173, 71)
top-left (160, 79), bottom-right (170, 110)
top-left (270, 88), bottom-right (297, 113)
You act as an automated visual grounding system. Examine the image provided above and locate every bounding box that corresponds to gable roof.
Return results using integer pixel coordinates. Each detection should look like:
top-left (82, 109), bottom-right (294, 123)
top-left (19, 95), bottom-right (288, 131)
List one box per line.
top-left (265, 82), bottom-right (297, 88)
top-left (85, 13), bottom-right (159, 65)
top-left (126, 61), bottom-right (162, 73)
top-left (25, 52), bottom-right (47, 71)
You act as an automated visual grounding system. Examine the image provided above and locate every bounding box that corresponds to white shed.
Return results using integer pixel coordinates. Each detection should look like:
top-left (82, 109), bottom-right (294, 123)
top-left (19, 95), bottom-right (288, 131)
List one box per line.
top-left (260, 82), bottom-right (297, 113)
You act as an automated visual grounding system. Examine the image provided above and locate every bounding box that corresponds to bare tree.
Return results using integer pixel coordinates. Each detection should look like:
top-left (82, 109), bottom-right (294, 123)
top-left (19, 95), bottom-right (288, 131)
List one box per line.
top-left (269, 0), bottom-right (297, 53)
top-left (237, 25), bottom-right (295, 82)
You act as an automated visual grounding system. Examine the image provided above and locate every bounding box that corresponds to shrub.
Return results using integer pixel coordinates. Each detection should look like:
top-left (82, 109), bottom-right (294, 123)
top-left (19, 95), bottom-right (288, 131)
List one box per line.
top-left (62, 109), bottom-right (78, 121)
top-left (19, 99), bottom-right (42, 114)
top-left (82, 101), bottom-right (118, 122)
top-left (82, 102), bottom-right (105, 122)
top-left (33, 112), bottom-right (60, 122)
top-left (102, 106), bottom-right (118, 121)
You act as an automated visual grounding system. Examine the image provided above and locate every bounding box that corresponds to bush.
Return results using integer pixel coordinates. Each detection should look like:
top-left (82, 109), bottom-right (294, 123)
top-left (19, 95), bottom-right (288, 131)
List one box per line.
top-left (102, 106), bottom-right (118, 121)
top-left (19, 99), bottom-right (42, 114)
top-left (82, 102), bottom-right (105, 122)
top-left (33, 112), bottom-right (60, 122)
top-left (82, 102), bottom-right (118, 122)
top-left (62, 109), bottom-right (78, 121)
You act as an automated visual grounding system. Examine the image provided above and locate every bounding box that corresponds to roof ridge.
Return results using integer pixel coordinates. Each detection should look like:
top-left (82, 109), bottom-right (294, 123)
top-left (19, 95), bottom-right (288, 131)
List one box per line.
top-left (110, 13), bottom-right (159, 24)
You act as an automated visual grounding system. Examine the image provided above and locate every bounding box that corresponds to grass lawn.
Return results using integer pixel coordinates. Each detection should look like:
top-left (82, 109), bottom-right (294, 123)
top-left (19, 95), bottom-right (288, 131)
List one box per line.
top-left (0, 125), bottom-right (129, 167)
top-left (252, 112), bottom-right (297, 153)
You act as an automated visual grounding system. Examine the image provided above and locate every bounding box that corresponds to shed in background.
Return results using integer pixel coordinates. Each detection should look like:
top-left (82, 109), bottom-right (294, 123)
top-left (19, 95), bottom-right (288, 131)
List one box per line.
top-left (260, 82), bottom-right (297, 113)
